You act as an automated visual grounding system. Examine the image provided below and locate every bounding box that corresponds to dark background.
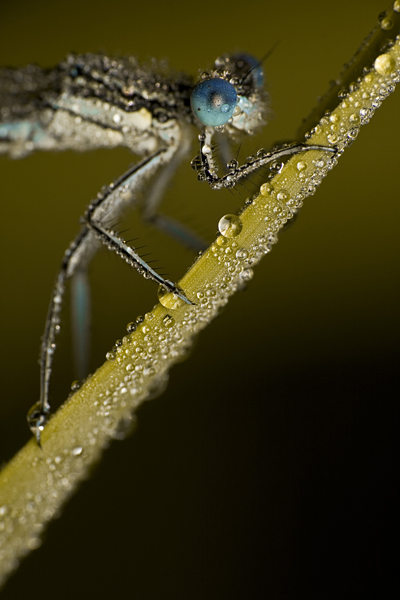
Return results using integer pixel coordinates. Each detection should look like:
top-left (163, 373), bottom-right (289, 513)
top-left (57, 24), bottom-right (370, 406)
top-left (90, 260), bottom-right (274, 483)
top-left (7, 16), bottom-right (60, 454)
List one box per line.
top-left (0, 1), bottom-right (398, 598)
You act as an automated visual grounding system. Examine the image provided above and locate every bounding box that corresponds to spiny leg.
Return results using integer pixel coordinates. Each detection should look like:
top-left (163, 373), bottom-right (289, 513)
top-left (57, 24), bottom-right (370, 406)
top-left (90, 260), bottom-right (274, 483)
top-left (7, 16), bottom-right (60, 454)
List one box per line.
top-left (83, 148), bottom-right (195, 303)
top-left (27, 149), bottom-right (193, 445)
top-left (193, 130), bottom-right (337, 190)
top-left (27, 229), bottom-right (90, 445)
top-left (85, 217), bottom-right (193, 305)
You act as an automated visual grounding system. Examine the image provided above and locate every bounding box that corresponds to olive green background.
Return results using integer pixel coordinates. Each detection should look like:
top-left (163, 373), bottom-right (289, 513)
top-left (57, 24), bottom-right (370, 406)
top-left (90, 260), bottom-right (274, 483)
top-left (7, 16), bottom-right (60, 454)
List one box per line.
top-left (0, 0), bottom-right (398, 598)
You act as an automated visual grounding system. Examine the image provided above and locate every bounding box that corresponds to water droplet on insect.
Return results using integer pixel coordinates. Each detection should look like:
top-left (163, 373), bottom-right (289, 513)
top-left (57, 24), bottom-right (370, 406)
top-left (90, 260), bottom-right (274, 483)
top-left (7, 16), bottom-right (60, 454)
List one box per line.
top-left (269, 160), bottom-right (284, 173)
top-left (374, 53), bottom-right (396, 75)
top-left (106, 351), bottom-right (116, 361)
top-left (218, 214), bottom-right (243, 238)
top-left (158, 287), bottom-right (185, 309)
top-left (26, 402), bottom-right (47, 438)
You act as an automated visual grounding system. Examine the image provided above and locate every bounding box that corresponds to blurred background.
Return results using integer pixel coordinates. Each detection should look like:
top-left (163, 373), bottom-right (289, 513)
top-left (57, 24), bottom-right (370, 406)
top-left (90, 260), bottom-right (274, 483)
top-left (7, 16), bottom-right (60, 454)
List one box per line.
top-left (0, 0), bottom-right (398, 598)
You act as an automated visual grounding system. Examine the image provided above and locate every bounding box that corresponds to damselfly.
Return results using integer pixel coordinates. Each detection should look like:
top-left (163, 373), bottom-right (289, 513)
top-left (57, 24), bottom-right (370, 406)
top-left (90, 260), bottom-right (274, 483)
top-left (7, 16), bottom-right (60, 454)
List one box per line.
top-left (0, 52), bottom-right (336, 444)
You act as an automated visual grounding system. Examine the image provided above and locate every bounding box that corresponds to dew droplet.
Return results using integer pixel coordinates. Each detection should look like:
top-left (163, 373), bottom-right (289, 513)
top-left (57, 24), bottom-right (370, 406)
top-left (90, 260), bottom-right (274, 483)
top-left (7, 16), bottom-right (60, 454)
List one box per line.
top-left (240, 268), bottom-right (254, 281)
top-left (218, 214), bottom-right (243, 238)
top-left (296, 161), bottom-right (307, 171)
top-left (70, 380), bottom-right (81, 392)
top-left (380, 15), bottom-right (393, 30)
top-left (236, 248), bottom-right (249, 260)
top-left (27, 537), bottom-right (42, 550)
top-left (260, 182), bottom-right (273, 196)
top-left (394, 0), bottom-right (400, 12)
top-left (106, 351), bottom-right (116, 361)
top-left (349, 113), bottom-right (360, 124)
top-left (71, 446), bottom-right (83, 456)
top-left (276, 191), bottom-right (288, 202)
top-left (374, 53), bottom-right (396, 75)
top-left (216, 235), bottom-right (228, 247)
top-left (158, 286), bottom-right (186, 309)
top-left (126, 322), bottom-right (136, 333)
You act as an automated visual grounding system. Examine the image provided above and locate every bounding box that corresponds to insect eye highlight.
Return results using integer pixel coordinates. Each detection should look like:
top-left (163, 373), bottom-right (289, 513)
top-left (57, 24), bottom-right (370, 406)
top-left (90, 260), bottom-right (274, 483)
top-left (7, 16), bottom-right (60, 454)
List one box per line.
top-left (190, 78), bottom-right (238, 127)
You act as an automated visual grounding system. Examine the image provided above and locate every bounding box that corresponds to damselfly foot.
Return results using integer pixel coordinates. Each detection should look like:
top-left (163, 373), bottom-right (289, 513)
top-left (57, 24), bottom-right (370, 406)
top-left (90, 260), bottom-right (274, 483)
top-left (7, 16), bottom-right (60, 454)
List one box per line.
top-left (27, 403), bottom-right (49, 447)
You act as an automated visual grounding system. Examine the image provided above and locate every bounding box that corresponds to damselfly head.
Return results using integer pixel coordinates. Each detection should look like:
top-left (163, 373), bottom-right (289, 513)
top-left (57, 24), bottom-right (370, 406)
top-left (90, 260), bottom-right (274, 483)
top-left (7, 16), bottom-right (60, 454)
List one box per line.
top-left (190, 53), bottom-right (268, 135)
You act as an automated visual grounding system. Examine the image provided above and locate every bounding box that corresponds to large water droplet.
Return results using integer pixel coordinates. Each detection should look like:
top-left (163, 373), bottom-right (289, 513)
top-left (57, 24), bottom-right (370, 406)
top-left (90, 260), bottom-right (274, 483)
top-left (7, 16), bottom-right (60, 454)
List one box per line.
top-left (374, 53), bottom-right (396, 75)
top-left (218, 214), bottom-right (243, 238)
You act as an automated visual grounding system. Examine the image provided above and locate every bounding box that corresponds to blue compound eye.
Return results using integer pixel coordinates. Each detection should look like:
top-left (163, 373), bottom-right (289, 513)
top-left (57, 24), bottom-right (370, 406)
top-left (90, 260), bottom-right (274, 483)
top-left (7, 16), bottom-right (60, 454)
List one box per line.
top-left (190, 78), bottom-right (238, 127)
